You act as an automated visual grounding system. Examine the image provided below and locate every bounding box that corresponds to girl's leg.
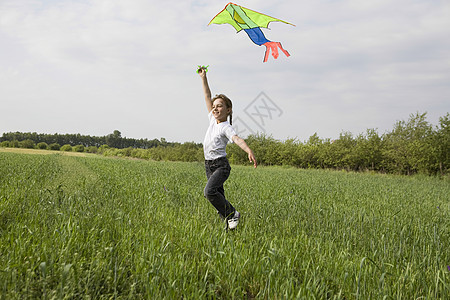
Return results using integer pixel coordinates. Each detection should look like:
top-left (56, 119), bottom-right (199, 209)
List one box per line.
top-left (204, 161), bottom-right (235, 218)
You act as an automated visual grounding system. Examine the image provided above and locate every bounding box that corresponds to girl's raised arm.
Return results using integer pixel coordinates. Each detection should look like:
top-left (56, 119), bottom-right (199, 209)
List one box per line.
top-left (198, 68), bottom-right (213, 113)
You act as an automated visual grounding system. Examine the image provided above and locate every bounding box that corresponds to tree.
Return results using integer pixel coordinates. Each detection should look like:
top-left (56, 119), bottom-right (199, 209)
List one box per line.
top-left (354, 129), bottom-right (383, 171)
top-left (300, 133), bottom-right (323, 168)
top-left (434, 113), bottom-right (450, 175)
top-left (331, 132), bottom-right (357, 170)
top-left (279, 138), bottom-right (300, 166)
top-left (383, 112), bottom-right (434, 174)
top-left (106, 130), bottom-right (122, 148)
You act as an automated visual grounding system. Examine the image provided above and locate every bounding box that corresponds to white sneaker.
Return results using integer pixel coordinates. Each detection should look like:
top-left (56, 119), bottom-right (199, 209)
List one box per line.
top-left (227, 211), bottom-right (240, 230)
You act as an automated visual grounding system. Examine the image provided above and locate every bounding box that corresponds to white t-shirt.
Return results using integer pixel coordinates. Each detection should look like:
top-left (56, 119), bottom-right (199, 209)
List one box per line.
top-left (203, 111), bottom-right (237, 160)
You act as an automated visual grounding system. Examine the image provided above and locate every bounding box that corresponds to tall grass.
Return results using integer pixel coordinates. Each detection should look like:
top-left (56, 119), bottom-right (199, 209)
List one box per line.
top-left (0, 152), bottom-right (448, 299)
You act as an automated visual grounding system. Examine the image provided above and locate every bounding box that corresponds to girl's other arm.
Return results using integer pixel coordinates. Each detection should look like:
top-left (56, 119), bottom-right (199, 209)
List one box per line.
top-left (198, 68), bottom-right (213, 112)
top-left (232, 135), bottom-right (258, 168)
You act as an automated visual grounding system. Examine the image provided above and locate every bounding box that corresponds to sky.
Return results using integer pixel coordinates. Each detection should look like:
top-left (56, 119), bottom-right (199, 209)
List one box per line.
top-left (1, 0), bottom-right (449, 143)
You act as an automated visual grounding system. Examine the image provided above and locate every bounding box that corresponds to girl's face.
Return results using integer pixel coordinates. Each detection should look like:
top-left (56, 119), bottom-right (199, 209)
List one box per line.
top-left (212, 98), bottom-right (231, 123)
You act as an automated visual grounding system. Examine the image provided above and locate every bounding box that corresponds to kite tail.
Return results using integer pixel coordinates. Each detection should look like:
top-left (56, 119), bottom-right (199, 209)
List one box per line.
top-left (243, 28), bottom-right (291, 62)
top-left (263, 41), bottom-right (290, 63)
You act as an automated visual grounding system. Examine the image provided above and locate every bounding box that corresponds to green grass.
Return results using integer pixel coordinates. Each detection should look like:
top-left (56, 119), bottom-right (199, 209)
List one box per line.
top-left (0, 152), bottom-right (449, 299)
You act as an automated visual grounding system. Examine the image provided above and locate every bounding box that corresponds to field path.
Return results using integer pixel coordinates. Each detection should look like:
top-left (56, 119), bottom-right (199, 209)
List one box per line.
top-left (0, 147), bottom-right (89, 157)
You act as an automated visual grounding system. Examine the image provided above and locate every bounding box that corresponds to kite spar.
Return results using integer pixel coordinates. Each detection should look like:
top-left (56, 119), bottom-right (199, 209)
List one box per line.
top-left (208, 2), bottom-right (295, 62)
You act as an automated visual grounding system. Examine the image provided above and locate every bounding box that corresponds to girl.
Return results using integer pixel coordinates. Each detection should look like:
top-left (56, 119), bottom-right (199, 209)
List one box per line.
top-left (198, 67), bottom-right (257, 230)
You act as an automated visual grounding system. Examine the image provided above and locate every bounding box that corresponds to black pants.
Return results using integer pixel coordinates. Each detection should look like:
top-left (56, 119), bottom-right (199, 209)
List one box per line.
top-left (204, 157), bottom-right (235, 219)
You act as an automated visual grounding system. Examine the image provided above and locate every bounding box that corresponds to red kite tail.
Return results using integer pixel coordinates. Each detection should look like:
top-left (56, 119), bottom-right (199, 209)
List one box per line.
top-left (263, 41), bottom-right (290, 62)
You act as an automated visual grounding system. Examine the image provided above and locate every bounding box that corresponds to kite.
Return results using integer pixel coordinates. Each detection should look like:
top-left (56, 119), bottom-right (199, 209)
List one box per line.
top-left (208, 2), bottom-right (295, 62)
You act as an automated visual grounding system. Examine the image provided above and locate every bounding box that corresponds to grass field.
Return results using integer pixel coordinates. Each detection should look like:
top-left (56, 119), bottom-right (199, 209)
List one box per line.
top-left (0, 150), bottom-right (449, 299)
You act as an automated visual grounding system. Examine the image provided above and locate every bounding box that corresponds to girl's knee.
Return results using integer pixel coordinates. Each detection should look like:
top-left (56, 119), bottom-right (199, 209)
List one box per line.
top-left (204, 186), bottom-right (215, 198)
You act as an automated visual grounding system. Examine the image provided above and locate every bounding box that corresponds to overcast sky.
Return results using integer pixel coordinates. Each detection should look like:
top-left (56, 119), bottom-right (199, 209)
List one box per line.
top-left (1, 0), bottom-right (449, 143)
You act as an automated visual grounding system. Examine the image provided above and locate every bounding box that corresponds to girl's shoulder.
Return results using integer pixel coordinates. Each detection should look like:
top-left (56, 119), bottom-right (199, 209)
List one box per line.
top-left (207, 111), bottom-right (215, 122)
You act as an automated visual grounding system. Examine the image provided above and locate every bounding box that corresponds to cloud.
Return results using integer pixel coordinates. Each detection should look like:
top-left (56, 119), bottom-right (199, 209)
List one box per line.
top-left (1, 0), bottom-right (449, 142)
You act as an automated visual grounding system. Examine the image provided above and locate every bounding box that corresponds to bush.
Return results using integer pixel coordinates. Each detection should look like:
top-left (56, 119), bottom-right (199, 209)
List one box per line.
top-left (86, 146), bottom-right (98, 153)
top-left (19, 139), bottom-right (35, 149)
top-left (74, 145), bottom-right (85, 152)
top-left (98, 144), bottom-right (110, 154)
top-left (0, 141), bottom-right (10, 147)
top-left (37, 142), bottom-right (48, 150)
top-left (9, 140), bottom-right (20, 148)
top-left (60, 144), bottom-right (72, 152)
top-left (48, 143), bottom-right (61, 150)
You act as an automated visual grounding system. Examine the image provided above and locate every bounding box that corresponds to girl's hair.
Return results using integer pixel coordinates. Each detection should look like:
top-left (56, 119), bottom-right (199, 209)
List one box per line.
top-left (212, 94), bottom-right (233, 125)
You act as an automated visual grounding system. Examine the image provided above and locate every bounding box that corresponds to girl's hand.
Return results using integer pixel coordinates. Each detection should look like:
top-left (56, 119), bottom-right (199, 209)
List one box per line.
top-left (248, 152), bottom-right (258, 168)
top-left (197, 67), bottom-right (207, 77)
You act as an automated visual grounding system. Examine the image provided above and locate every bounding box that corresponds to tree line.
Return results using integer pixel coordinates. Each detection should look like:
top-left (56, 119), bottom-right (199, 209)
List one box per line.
top-left (228, 112), bottom-right (448, 175)
top-left (0, 130), bottom-right (173, 149)
top-left (1, 112), bottom-right (448, 175)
